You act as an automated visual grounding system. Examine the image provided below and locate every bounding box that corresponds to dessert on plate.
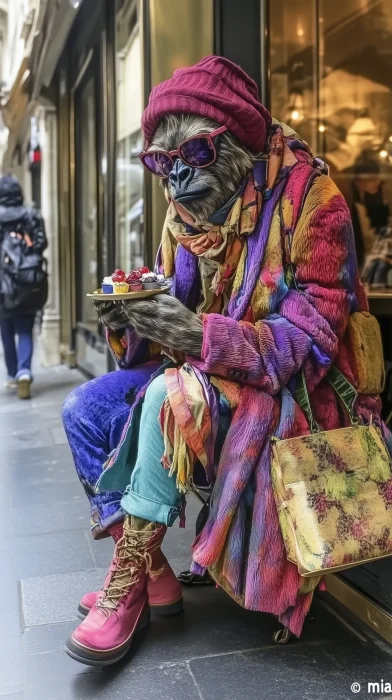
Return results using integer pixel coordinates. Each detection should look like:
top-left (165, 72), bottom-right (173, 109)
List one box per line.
top-left (141, 272), bottom-right (161, 290)
top-left (101, 276), bottom-right (114, 294)
top-left (100, 267), bottom-right (167, 294)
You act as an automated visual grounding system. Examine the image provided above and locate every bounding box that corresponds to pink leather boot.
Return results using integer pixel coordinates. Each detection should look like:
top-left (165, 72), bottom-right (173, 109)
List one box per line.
top-left (148, 545), bottom-right (183, 615)
top-left (77, 521), bottom-right (123, 619)
top-left (78, 524), bottom-right (182, 619)
top-left (66, 517), bottom-right (165, 666)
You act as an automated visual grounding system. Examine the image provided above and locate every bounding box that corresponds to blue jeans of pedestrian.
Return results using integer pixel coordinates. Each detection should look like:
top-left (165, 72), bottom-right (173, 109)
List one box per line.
top-left (62, 362), bottom-right (182, 537)
top-left (0, 313), bottom-right (36, 380)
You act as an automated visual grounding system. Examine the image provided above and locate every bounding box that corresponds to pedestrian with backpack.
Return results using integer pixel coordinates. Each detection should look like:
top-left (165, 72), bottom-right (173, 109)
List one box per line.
top-left (0, 175), bottom-right (48, 399)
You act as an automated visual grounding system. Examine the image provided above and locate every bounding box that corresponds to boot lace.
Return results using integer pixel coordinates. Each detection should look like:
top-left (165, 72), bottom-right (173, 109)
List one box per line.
top-left (96, 529), bottom-right (156, 613)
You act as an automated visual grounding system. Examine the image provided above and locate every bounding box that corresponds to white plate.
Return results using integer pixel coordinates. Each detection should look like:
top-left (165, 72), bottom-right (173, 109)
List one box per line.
top-left (87, 286), bottom-right (170, 301)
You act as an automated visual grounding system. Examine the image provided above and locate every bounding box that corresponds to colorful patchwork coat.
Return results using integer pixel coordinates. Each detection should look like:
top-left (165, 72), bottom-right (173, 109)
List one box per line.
top-left (100, 144), bottom-right (388, 636)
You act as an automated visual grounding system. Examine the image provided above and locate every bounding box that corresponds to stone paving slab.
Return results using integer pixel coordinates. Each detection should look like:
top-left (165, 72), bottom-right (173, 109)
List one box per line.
top-left (0, 497), bottom-right (90, 538)
top-left (0, 444), bottom-right (77, 481)
top-left (9, 476), bottom-right (84, 510)
top-left (5, 530), bottom-right (94, 580)
top-left (0, 639), bottom-right (24, 698)
top-left (0, 429), bottom-right (57, 452)
top-left (24, 660), bottom-right (202, 700)
top-left (21, 568), bottom-right (107, 627)
top-left (189, 641), bottom-right (390, 700)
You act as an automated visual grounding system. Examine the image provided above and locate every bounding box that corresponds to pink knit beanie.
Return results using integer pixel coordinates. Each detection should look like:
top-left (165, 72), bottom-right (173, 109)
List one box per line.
top-left (142, 55), bottom-right (272, 153)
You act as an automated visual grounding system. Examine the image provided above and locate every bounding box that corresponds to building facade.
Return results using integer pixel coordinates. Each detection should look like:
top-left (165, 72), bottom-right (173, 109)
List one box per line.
top-left (0, 0), bottom-right (75, 366)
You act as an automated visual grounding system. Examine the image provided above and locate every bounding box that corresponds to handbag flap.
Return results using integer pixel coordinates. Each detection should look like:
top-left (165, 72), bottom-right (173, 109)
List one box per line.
top-left (272, 425), bottom-right (392, 575)
top-left (274, 425), bottom-right (391, 489)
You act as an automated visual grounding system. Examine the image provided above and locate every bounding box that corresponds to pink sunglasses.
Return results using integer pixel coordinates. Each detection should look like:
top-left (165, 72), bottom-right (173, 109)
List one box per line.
top-left (138, 126), bottom-right (227, 178)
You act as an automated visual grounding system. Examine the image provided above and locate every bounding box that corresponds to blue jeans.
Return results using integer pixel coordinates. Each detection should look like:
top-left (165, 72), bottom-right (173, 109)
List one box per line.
top-left (0, 314), bottom-right (35, 379)
top-left (62, 363), bottom-right (183, 537)
top-left (120, 373), bottom-right (183, 525)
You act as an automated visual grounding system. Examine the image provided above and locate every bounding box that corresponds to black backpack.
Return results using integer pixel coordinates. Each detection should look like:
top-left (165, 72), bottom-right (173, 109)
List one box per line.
top-left (0, 232), bottom-right (48, 313)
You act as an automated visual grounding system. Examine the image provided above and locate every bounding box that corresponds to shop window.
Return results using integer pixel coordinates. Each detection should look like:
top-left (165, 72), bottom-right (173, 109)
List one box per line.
top-left (78, 74), bottom-right (98, 328)
top-left (270, 0), bottom-right (392, 610)
top-left (270, 0), bottom-right (392, 290)
top-left (115, 0), bottom-right (144, 273)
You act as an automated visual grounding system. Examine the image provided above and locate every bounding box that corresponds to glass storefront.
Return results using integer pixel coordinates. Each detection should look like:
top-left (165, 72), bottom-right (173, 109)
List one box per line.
top-left (115, 0), bottom-right (144, 274)
top-left (70, 0), bottom-right (109, 376)
top-left (77, 73), bottom-right (99, 329)
top-left (269, 0), bottom-right (392, 619)
top-left (270, 0), bottom-right (392, 289)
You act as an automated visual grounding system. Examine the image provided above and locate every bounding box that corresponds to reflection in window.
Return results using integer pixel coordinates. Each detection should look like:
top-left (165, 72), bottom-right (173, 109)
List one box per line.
top-left (115, 0), bottom-right (144, 273)
top-left (270, 0), bottom-right (392, 288)
top-left (80, 76), bottom-right (98, 326)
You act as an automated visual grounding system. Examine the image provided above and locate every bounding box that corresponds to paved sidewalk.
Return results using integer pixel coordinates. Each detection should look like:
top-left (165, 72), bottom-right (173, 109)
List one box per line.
top-left (0, 363), bottom-right (391, 700)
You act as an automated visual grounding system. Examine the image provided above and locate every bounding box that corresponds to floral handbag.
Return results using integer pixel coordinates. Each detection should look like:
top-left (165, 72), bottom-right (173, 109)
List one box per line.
top-left (271, 365), bottom-right (392, 577)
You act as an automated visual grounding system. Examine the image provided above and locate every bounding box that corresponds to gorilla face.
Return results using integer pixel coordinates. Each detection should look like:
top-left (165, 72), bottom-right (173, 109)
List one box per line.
top-left (148, 114), bottom-right (256, 221)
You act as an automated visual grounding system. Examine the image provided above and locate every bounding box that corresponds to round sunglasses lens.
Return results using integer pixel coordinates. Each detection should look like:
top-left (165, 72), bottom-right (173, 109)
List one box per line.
top-left (142, 152), bottom-right (172, 177)
top-left (180, 137), bottom-right (215, 167)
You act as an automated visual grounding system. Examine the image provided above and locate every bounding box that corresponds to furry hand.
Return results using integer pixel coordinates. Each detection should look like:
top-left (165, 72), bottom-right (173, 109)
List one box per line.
top-left (120, 294), bottom-right (204, 356)
top-left (92, 299), bottom-right (131, 331)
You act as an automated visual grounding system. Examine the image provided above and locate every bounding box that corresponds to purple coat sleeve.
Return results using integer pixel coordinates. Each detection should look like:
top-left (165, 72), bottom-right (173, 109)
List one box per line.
top-left (106, 328), bottom-right (151, 370)
top-left (188, 181), bottom-right (356, 394)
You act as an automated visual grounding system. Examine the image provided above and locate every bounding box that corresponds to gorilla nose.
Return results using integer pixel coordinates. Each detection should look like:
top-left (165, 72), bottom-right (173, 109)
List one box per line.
top-left (169, 159), bottom-right (194, 190)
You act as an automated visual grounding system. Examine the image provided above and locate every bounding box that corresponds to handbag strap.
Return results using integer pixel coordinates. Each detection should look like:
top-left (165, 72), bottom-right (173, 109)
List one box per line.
top-left (296, 365), bottom-right (359, 433)
top-left (279, 183), bottom-right (359, 433)
top-left (296, 371), bottom-right (321, 433)
top-left (328, 365), bottom-right (359, 425)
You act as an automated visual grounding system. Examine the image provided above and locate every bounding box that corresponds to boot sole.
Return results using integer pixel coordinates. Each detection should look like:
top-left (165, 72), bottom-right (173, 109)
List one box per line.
top-left (77, 597), bottom-right (183, 621)
top-left (77, 603), bottom-right (93, 620)
top-left (17, 379), bottom-right (31, 400)
top-left (65, 606), bottom-right (150, 667)
top-left (150, 596), bottom-right (183, 616)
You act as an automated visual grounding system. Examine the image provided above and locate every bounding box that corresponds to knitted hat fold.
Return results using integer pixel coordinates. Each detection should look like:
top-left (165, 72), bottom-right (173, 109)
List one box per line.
top-left (142, 55), bottom-right (272, 153)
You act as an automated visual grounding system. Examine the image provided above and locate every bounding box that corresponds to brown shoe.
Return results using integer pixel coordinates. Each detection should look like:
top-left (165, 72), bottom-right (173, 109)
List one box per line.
top-left (17, 376), bottom-right (31, 400)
